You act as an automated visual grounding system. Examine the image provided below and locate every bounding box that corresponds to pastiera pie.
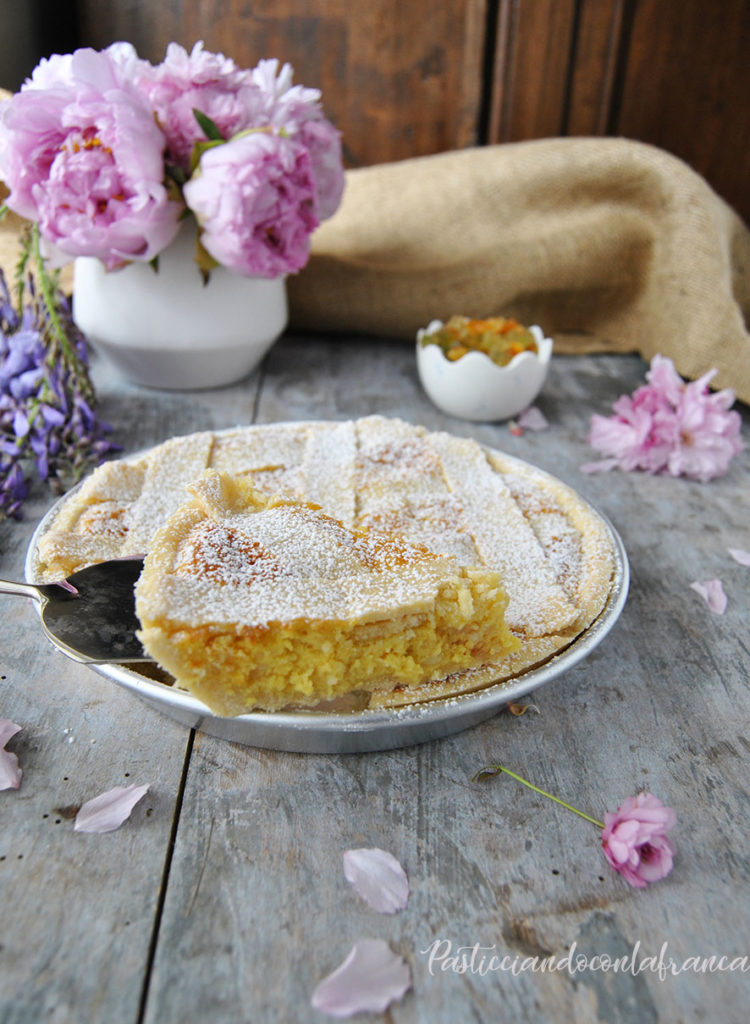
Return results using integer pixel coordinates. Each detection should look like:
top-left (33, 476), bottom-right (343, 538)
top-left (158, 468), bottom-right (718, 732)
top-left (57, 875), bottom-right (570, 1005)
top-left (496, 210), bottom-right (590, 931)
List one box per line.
top-left (32, 416), bottom-right (617, 711)
top-left (134, 471), bottom-right (517, 714)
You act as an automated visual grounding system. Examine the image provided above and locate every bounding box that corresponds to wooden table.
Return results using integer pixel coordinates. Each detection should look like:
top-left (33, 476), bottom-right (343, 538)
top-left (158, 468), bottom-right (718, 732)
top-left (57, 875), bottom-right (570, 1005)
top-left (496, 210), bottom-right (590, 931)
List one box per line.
top-left (2, 334), bottom-right (748, 1023)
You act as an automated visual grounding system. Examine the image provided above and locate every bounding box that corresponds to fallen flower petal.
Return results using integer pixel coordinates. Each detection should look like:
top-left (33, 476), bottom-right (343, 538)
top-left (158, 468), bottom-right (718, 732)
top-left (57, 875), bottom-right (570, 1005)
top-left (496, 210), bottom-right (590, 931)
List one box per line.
top-left (728, 548), bottom-right (750, 567)
top-left (0, 718), bottom-right (23, 791)
top-left (602, 792), bottom-right (677, 888)
top-left (689, 579), bottom-right (728, 614)
top-left (311, 938), bottom-right (411, 1018)
top-left (517, 406), bottom-right (549, 431)
top-left (73, 783), bottom-right (149, 833)
top-left (342, 847), bottom-right (409, 914)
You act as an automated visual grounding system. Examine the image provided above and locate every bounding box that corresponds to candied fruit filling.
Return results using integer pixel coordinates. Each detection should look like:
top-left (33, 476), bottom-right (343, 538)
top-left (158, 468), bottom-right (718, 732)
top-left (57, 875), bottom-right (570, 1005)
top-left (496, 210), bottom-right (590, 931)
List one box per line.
top-left (421, 315), bottom-right (538, 366)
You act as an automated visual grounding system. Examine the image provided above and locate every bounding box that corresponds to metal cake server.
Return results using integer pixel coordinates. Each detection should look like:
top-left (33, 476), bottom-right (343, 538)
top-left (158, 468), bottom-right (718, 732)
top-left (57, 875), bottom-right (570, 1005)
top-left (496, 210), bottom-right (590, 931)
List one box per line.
top-left (0, 557), bottom-right (153, 664)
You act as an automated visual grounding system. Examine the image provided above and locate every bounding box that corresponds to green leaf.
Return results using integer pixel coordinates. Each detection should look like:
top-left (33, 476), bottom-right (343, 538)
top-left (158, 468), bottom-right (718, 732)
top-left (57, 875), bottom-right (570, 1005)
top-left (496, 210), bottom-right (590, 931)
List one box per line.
top-left (192, 108), bottom-right (225, 142)
top-left (188, 137), bottom-right (225, 177)
top-left (194, 232), bottom-right (218, 286)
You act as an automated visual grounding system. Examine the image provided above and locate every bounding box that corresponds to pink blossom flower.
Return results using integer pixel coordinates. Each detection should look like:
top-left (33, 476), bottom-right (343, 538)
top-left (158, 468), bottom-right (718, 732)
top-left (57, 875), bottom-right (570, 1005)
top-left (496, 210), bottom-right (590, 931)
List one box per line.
top-left (0, 46), bottom-right (181, 269)
top-left (602, 792), bottom-right (677, 888)
top-left (666, 371), bottom-right (743, 481)
top-left (645, 352), bottom-right (685, 406)
top-left (587, 392), bottom-right (675, 474)
top-left (251, 58), bottom-right (345, 220)
top-left (475, 766), bottom-right (678, 889)
top-left (184, 130), bottom-right (318, 277)
top-left (136, 41), bottom-right (264, 170)
top-left (585, 355), bottom-right (742, 480)
top-left (728, 548), bottom-right (750, 566)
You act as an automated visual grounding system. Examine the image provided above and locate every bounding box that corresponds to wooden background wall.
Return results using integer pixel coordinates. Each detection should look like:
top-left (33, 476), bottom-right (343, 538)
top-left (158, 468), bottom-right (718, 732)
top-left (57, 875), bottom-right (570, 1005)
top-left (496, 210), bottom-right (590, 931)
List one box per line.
top-left (5, 1), bottom-right (749, 224)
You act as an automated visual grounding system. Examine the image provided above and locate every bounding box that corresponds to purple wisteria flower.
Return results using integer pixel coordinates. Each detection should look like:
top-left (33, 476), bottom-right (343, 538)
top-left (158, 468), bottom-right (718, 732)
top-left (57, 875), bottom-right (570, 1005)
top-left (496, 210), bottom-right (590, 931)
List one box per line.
top-left (1, 266), bottom-right (117, 520)
top-left (0, 45), bottom-right (181, 269)
top-left (184, 130), bottom-right (319, 278)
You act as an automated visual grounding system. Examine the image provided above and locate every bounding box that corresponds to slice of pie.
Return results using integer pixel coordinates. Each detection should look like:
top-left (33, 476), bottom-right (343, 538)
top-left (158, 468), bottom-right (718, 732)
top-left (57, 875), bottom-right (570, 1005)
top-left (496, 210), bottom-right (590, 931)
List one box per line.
top-left (134, 470), bottom-right (518, 715)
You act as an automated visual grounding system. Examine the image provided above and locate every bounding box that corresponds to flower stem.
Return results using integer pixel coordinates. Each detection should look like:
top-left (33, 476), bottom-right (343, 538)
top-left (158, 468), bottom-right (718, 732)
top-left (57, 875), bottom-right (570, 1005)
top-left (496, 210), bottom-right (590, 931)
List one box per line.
top-left (30, 225), bottom-right (94, 399)
top-left (472, 765), bottom-right (605, 829)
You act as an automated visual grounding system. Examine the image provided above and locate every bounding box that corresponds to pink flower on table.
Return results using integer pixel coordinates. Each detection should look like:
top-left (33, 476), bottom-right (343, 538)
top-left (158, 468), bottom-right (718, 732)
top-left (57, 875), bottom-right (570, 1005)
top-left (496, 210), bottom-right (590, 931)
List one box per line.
top-left (251, 58), bottom-right (345, 220)
top-left (136, 41), bottom-right (264, 170)
top-left (644, 352), bottom-right (685, 406)
top-left (602, 792), bottom-right (677, 888)
top-left (666, 370), bottom-right (743, 482)
top-left (584, 355), bottom-right (742, 481)
top-left (0, 46), bottom-right (181, 269)
top-left (184, 130), bottom-right (318, 278)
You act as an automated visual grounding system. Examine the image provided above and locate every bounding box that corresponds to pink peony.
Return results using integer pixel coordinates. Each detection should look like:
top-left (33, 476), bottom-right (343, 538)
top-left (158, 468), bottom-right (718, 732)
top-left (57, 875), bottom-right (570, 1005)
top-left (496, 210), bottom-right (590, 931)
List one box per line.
top-left (585, 355), bottom-right (742, 480)
top-left (602, 792), bottom-right (677, 888)
top-left (295, 116), bottom-right (345, 220)
top-left (136, 41), bottom-right (264, 170)
top-left (0, 46), bottom-right (181, 268)
top-left (1, 44), bottom-right (344, 275)
top-left (251, 58), bottom-right (345, 220)
top-left (184, 130), bottom-right (318, 277)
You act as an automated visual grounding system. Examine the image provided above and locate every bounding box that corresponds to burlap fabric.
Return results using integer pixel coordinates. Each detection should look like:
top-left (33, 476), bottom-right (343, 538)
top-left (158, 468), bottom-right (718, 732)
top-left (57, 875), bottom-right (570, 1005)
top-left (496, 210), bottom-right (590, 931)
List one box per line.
top-left (288, 138), bottom-right (750, 402)
top-left (2, 107), bottom-right (748, 400)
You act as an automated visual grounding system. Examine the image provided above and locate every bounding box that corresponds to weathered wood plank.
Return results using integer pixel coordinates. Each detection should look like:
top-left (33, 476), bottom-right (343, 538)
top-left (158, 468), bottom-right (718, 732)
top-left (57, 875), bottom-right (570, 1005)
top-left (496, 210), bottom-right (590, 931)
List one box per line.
top-left (134, 337), bottom-right (750, 1022)
top-left (564, 0), bottom-right (626, 136)
top-left (0, 354), bottom-right (268, 1024)
top-left (614, 0), bottom-right (750, 223)
top-left (487, 0), bottom-right (578, 143)
top-left (3, 339), bottom-right (748, 1022)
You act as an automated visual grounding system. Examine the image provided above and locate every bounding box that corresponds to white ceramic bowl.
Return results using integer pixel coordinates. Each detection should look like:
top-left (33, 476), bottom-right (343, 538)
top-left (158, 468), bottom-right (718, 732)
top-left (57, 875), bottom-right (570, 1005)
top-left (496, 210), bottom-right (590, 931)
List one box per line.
top-left (416, 320), bottom-right (553, 421)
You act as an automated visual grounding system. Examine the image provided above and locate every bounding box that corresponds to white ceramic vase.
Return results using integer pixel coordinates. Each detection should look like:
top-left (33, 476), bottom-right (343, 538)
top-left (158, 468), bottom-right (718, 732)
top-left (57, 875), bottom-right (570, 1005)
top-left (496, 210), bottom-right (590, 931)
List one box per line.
top-left (72, 226), bottom-right (288, 390)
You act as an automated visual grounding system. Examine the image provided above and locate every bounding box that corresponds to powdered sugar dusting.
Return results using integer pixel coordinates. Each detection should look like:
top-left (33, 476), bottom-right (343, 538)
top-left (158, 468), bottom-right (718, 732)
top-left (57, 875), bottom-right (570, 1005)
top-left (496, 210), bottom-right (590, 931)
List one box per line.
top-left (301, 420), bottom-right (357, 527)
top-left (142, 495), bottom-right (463, 627)
top-left (502, 472), bottom-right (582, 599)
top-left (125, 432), bottom-right (214, 554)
top-left (425, 432), bottom-right (578, 634)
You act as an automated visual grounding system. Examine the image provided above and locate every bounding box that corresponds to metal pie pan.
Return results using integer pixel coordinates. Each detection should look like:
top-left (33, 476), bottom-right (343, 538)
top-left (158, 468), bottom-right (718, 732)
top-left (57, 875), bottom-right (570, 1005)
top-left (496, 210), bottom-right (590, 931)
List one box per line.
top-left (26, 456), bottom-right (629, 754)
